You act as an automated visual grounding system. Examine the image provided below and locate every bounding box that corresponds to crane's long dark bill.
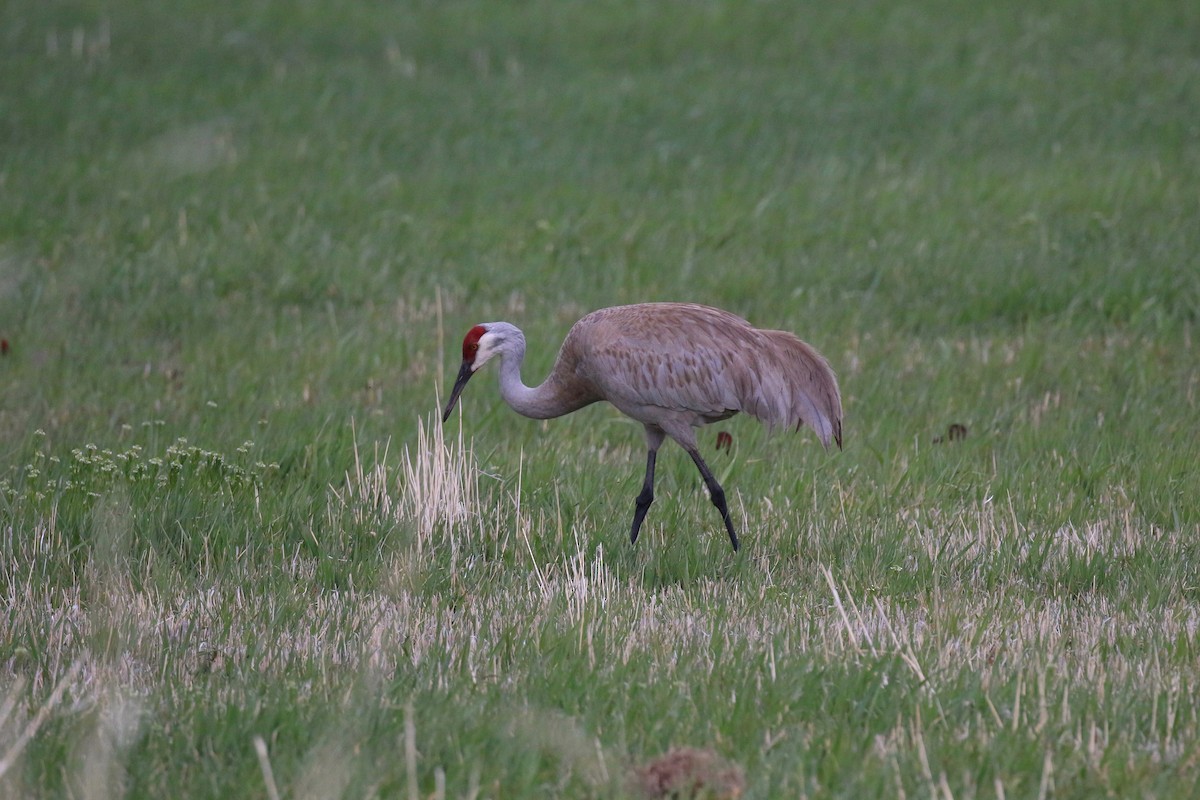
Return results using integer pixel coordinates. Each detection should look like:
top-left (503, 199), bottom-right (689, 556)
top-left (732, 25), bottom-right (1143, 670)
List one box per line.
top-left (442, 360), bottom-right (474, 422)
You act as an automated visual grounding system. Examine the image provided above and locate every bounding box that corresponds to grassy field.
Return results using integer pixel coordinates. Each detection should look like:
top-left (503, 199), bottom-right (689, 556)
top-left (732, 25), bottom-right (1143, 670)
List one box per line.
top-left (2, 0), bottom-right (1200, 797)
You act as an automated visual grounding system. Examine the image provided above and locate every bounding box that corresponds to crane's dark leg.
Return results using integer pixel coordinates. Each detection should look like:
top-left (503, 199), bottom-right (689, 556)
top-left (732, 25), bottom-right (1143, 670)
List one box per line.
top-left (630, 428), bottom-right (665, 545)
top-left (629, 449), bottom-right (657, 545)
top-left (685, 446), bottom-right (740, 551)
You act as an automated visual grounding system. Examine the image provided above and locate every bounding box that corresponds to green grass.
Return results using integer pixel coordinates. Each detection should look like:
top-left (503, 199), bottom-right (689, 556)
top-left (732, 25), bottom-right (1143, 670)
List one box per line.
top-left (2, 0), bottom-right (1200, 797)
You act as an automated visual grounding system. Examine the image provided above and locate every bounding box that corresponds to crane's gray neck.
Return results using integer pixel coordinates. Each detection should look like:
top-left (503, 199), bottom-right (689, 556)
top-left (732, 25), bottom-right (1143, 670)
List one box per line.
top-left (494, 333), bottom-right (563, 420)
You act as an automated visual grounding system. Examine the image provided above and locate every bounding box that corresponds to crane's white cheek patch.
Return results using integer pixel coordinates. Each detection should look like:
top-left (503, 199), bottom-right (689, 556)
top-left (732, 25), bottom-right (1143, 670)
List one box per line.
top-left (473, 338), bottom-right (498, 370)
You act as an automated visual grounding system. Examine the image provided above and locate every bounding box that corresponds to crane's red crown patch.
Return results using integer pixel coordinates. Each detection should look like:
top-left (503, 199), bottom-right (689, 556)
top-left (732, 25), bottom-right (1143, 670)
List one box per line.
top-left (462, 325), bottom-right (488, 360)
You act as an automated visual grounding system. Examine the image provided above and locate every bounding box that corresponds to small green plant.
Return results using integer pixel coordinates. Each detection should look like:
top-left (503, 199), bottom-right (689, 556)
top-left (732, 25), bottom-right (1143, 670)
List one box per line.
top-left (5, 430), bottom-right (275, 511)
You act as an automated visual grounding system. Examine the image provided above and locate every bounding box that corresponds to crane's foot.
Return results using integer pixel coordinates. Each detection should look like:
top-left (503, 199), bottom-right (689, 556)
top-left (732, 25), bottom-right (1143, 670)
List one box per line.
top-left (630, 488), bottom-right (654, 545)
top-left (712, 486), bottom-right (739, 551)
top-left (723, 514), bottom-right (740, 552)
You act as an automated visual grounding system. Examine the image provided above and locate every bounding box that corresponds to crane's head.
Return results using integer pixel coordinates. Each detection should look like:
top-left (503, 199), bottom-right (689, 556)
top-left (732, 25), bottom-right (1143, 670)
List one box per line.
top-left (442, 323), bottom-right (518, 422)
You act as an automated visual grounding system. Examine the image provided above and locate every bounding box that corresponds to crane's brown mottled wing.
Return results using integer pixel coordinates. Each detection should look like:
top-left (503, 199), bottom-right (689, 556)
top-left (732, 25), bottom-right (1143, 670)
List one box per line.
top-left (570, 304), bottom-right (842, 449)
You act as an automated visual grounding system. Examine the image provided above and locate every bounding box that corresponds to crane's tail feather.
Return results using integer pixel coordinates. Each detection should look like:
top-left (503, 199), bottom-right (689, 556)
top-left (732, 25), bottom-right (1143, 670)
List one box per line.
top-left (749, 331), bottom-right (843, 450)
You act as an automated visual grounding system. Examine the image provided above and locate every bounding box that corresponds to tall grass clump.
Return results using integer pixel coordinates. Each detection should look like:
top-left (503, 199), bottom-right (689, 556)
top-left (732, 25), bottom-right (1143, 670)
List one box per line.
top-left (331, 413), bottom-right (484, 559)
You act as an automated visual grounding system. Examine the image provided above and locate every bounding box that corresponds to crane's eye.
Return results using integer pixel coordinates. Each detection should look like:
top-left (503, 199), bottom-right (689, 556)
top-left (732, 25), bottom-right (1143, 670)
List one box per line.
top-left (468, 343), bottom-right (478, 352)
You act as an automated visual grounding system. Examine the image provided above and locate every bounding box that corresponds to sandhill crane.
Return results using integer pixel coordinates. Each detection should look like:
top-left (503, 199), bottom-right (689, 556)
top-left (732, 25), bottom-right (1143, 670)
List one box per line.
top-left (441, 302), bottom-right (842, 551)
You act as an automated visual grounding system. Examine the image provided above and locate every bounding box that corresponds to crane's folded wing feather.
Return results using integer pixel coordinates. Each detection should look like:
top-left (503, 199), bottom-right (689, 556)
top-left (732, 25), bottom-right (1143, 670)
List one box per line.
top-left (569, 304), bottom-right (842, 449)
